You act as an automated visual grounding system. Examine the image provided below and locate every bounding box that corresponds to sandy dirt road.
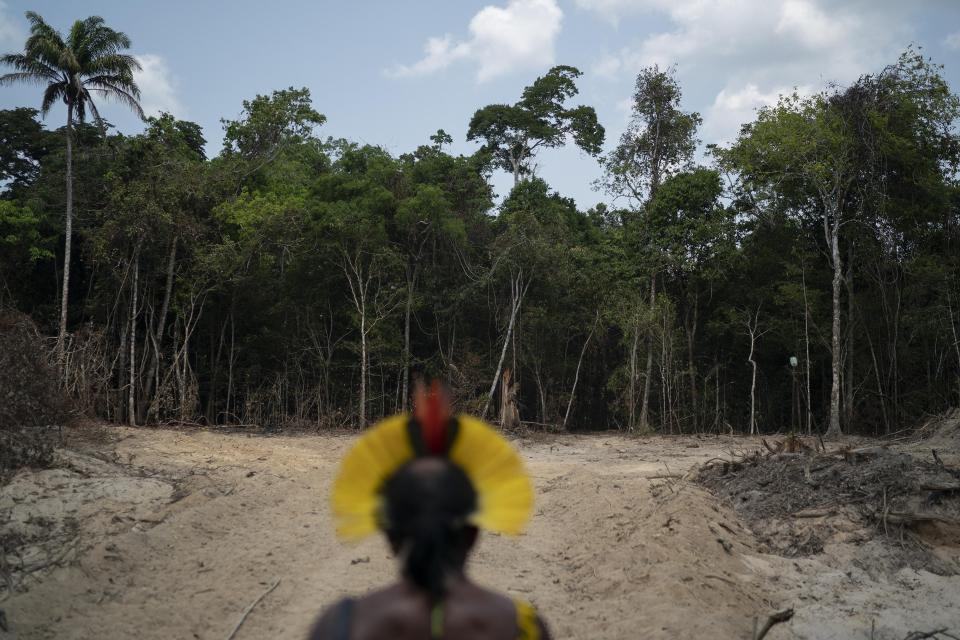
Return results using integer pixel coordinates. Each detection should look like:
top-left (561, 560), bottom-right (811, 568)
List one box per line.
top-left (2, 427), bottom-right (958, 639)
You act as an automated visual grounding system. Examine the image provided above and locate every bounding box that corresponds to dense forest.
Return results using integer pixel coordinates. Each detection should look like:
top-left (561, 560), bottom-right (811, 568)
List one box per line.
top-left (2, 14), bottom-right (959, 436)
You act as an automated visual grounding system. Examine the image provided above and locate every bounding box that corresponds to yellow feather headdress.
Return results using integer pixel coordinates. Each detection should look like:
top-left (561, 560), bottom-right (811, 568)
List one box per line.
top-left (331, 383), bottom-right (534, 540)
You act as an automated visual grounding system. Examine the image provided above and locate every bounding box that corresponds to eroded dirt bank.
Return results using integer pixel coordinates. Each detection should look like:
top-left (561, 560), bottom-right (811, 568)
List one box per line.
top-left (2, 427), bottom-right (958, 639)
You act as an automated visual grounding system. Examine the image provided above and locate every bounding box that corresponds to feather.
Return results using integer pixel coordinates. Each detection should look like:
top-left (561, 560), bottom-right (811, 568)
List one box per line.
top-left (414, 380), bottom-right (450, 455)
top-left (451, 416), bottom-right (533, 535)
top-left (331, 414), bottom-right (413, 539)
top-left (331, 388), bottom-right (533, 541)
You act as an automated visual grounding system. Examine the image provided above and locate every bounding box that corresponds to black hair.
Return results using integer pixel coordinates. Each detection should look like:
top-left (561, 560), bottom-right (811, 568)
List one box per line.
top-left (381, 457), bottom-right (478, 598)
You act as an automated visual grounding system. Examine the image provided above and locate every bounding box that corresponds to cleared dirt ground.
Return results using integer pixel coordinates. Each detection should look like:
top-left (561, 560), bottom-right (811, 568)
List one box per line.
top-left (2, 426), bottom-right (959, 639)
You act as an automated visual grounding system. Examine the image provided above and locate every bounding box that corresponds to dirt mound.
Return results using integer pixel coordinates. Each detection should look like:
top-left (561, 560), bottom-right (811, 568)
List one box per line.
top-left (3, 430), bottom-right (959, 639)
top-left (1, 449), bottom-right (175, 605)
top-left (916, 409), bottom-right (960, 450)
top-left (696, 444), bottom-right (960, 572)
top-left (0, 310), bottom-right (70, 479)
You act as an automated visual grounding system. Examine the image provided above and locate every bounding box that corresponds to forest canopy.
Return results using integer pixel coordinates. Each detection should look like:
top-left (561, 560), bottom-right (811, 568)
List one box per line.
top-left (2, 27), bottom-right (959, 436)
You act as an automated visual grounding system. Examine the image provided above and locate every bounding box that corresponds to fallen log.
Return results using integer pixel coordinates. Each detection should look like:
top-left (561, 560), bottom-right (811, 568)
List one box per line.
top-left (884, 512), bottom-right (960, 527)
top-left (754, 608), bottom-right (794, 639)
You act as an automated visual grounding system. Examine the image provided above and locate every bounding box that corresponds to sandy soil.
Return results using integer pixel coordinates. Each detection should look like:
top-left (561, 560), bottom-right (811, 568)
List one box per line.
top-left (1, 427), bottom-right (958, 640)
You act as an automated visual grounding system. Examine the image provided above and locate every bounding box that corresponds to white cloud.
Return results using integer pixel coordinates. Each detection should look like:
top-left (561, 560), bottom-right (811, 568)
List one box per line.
top-left (574, 0), bottom-right (661, 25)
top-left (133, 54), bottom-right (183, 118)
top-left (592, 53), bottom-right (622, 79)
top-left (703, 83), bottom-right (813, 145)
top-left (579, 0), bottom-right (911, 144)
top-left (391, 35), bottom-right (470, 76)
top-left (776, 0), bottom-right (850, 49)
top-left (0, 1), bottom-right (22, 49)
top-left (945, 31), bottom-right (960, 50)
top-left (389, 0), bottom-right (563, 82)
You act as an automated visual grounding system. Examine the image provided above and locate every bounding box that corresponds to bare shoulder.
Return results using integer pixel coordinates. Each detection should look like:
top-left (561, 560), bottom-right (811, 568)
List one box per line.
top-left (306, 597), bottom-right (353, 640)
top-left (506, 589), bottom-right (553, 640)
top-left (307, 584), bottom-right (552, 639)
top-left (307, 586), bottom-right (410, 640)
top-left (457, 581), bottom-right (516, 610)
top-left (536, 613), bottom-right (554, 640)
top-left (455, 583), bottom-right (554, 639)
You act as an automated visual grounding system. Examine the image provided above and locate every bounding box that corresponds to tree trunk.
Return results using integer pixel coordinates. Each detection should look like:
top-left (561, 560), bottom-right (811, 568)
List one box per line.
top-left (128, 251), bottom-right (140, 427)
top-left (891, 278), bottom-right (901, 425)
top-left (638, 275), bottom-right (656, 432)
top-left (143, 237), bottom-right (177, 418)
top-left (746, 306), bottom-right (762, 436)
top-left (533, 363), bottom-right (548, 424)
top-left (661, 308), bottom-right (674, 433)
top-left (341, 250), bottom-right (388, 429)
top-left (359, 294), bottom-right (367, 427)
top-left (57, 103), bottom-right (75, 358)
top-left (863, 315), bottom-right (889, 435)
top-left (499, 369), bottom-right (519, 429)
top-left (826, 219), bottom-right (843, 437)
top-left (563, 310), bottom-right (598, 430)
top-left (401, 263), bottom-right (419, 413)
top-left (628, 320), bottom-right (639, 430)
top-left (179, 321), bottom-right (189, 423)
top-left (227, 312), bottom-right (236, 422)
top-left (802, 265), bottom-right (813, 435)
top-left (844, 243), bottom-right (855, 428)
top-left (947, 288), bottom-right (960, 406)
top-left (685, 294), bottom-right (699, 432)
top-left (481, 273), bottom-right (529, 421)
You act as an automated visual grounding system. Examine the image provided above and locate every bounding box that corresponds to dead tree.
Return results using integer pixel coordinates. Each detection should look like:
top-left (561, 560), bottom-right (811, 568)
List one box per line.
top-left (744, 304), bottom-right (769, 436)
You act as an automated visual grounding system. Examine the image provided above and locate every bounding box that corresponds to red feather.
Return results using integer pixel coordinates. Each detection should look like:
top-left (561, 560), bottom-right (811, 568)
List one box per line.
top-left (414, 380), bottom-right (450, 455)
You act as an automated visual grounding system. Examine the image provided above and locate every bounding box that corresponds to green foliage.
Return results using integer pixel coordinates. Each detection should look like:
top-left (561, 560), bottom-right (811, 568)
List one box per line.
top-left (0, 200), bottom-right (53, 263)
top-left (0, 108), bottom-right (51, 189)
top-left (467, 66), bottom-right (604, 183)
top-left (602, 66), bottom-right (702, 204)
top-left (1, 12), bottom-right (143, 124)
top-left (1, 47), bottom-right (958, 436)
top-left (644, 168), bottom-right (733, 277)
top-left (221, 87), bottom-right (325, 158)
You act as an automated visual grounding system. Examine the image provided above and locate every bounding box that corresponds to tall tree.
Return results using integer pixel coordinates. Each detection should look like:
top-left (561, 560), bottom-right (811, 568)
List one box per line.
top-left (602, 65), bottom-right (701, 432)
top-left (394, 183), bottom-right (464, 412)
top-left (723, 93), bottom-right (858, 437)
top-left (720, 51), bottom-right (960, 436)
top-left (1, 12), bottom-right (144, 355)
top-left (467, 65), bottom-right (604, 186)
top-left (601, 66), bottom-right (702, 206)
top-left (95, 114), bottom-right (207, 424)
top-left (645, 168), bottom-right (735, 431)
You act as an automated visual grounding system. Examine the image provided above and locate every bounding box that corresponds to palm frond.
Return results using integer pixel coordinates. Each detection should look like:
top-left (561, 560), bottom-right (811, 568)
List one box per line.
top-left (79, 22), bottom-right (132, 62)
top-left (58, 48), bottom-right (80, 74)
top-left (0, 71), bottom-right (53, 87)
top-left (85, 53), bottom-right (141, 75)
top-left (0, 53), bottom-right (60, 82)
top-left (22, 12), bottom-right (67, 70)
top-left (24, 12), bottom-right (64, 46)
top-left (23, 34), bottom-right (67, 70)
top-left (85, 71), bottom-right (141, 100)
top-left (87, 81), bottom-right (144, 119)
top-left (73, 96), bottom-right (87, 122)
top-left (83, 90), bottom-right (105, 131)
top-left (85, 72), bottom-right (138, 91)
top-left (40, 82), bottom-right (67, 116)
top-left (6, 12), bottom-right (143, 122)
top-left (67, 18), bottom-right (90, 54)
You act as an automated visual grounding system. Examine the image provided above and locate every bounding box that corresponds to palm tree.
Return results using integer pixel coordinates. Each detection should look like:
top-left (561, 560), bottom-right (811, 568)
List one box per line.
top-left (1, 12), bottom-right (144, 355)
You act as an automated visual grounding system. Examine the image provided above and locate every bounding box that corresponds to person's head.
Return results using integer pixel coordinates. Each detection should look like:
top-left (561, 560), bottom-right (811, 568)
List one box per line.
top-left (381, 456), bottom-right (479, 597)
top-left (331, 383), bottom-right (533, 598)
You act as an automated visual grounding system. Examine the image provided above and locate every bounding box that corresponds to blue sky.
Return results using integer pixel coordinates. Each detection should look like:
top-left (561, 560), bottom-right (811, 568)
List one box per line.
top-left (2, 0), bottom-right (959, 209)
